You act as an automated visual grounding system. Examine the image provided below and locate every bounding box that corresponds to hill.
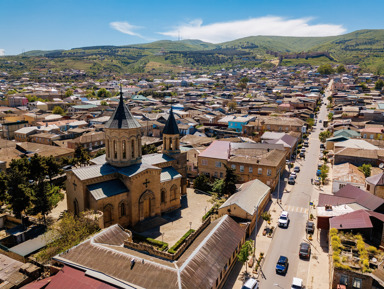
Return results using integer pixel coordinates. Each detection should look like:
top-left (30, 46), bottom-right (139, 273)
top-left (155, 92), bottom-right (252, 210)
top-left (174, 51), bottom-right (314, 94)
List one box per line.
top-left (1, 29), bottom-right (384, 77)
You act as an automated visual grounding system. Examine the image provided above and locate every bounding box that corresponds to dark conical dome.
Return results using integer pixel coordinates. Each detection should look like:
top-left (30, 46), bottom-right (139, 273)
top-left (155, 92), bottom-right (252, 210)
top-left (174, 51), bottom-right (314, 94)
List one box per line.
top-left (105, 88), bottom-right (141, 129)
top-left (163, 108), bottom-right (180, 135)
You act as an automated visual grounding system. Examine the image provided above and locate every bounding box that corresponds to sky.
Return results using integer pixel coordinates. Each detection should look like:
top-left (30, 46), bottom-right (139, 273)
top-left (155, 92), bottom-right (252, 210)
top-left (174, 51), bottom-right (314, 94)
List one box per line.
top-left (1, 0), bottom-right (384, 56)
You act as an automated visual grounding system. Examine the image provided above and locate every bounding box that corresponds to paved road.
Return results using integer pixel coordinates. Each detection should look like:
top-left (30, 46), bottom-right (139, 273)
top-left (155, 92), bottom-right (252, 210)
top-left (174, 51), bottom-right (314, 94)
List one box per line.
top-left (259, 85), bottom-right (331, 289)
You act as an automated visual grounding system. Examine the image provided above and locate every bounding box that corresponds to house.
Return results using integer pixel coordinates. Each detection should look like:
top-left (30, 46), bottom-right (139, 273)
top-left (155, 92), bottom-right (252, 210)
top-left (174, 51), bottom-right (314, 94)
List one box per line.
top-left (218, 179), bottom-right (271, 235)
top-left (332, 163), bottom-right (366, 193)
top-left (1, 121), bottom-right (28, 139)
top-left (366, 172), bottom-right (384, 199)
top-left (53, 216), bottom-right (245, 289)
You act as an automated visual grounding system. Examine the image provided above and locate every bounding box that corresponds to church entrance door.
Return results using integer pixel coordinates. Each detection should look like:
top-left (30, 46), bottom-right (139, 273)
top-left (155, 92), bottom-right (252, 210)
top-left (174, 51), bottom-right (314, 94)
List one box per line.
top-left (143, 198), bottom-right (151, 219)
top-left (139, 190), bottom-right (155, 221)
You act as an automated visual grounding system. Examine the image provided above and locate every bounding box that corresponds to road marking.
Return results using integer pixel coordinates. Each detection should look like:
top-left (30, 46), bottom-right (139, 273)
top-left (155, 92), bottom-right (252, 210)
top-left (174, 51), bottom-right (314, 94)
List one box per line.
top-left (285, 205), bottom-right (308, 214)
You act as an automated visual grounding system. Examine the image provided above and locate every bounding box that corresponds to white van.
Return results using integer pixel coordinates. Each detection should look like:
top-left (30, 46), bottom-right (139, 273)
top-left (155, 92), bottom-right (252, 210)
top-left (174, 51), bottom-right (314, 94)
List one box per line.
top-left (241, 277), bottom-right (259, 289)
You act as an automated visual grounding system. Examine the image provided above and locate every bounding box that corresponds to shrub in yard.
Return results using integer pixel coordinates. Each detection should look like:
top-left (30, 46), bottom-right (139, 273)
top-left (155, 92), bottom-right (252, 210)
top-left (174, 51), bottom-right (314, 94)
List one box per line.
top-left (168, 229), bottom-right (195, 254)
top-left (368, 246), bottom-right (378, 255)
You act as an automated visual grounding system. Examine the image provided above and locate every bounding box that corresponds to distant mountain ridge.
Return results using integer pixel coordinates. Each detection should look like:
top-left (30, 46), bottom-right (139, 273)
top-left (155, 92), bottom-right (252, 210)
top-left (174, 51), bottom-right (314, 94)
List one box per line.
top-left (3, 29), bottom-right (384, 75)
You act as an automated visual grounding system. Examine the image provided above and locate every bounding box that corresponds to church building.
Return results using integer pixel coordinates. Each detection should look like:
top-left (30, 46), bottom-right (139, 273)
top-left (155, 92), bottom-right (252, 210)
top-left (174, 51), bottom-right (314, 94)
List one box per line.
top-left (66, 90), bottom-right (187, 228)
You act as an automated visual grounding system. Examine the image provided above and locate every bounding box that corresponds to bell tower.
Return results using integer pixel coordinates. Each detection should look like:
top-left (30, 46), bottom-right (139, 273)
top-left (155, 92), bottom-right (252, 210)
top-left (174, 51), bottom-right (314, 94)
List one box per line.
top-left (104, 87), bottom-right (142, 167)
top-left (162, 108), bottom-right (180, 154)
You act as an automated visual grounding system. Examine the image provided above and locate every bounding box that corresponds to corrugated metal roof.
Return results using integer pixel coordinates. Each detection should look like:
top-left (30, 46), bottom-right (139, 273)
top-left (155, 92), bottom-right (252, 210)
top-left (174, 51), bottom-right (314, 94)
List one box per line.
top-left (72, 164), bottom-right (116, 181)
top-left (335, 184), bottom-right (384, 211)
top-left (87, 179), bottom-right (127, 201)
top-left (142, 153), bottom-right (174, 165)
top-left (330, 210), bottom-right (373, 230)
top-left (10, 231), bottom-right (55, 257)
top-left (220, 179), bottom-right (270, 215)
top-left (199, 140), bottom-right (230, 160)
top-left (160, 167), bottom-right (181, 182)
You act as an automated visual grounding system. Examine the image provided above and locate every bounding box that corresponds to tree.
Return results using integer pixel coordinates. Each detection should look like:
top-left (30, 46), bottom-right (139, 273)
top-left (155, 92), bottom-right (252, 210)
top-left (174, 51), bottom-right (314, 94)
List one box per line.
top-left (359, 164), bottom-right (372, 178)
top-left (237, 77), bottom-right (249, 90)
top-left (237, 240), bottom-right (253, 273)
top-left (97, 88), bottom-right (112, 98)
top-left (375, 79), bottom-right (384, 91)
top-left (193, 174), bottom-right (212, 193)
top-left (320, 164), bottom-right (329, 185)
top-left (64, 89), bottom-right (73, 98)
top-left (336, 65), bottom-right (346, 74)
top-left (306, 118), bottom-right (315, 128)
top-left (142, 144), bottom-right (158, 155)
top-left (317, 64), bottom-right (334, 75)
top-left (45, 156), bottom-right (61, 184)
top-left (328, 112), bottom-right (334, 121)
top-left (74, 145), bottom-right (90, 167)
top-left (211, 179), bottom-right (225, 195)
top-left (36, 211), bottom-right (100, 262)
top-left (52, 106), bottom-right (65, 115)
top-left (223, 164), bottom-right (238, 196)
top-left (100, 100), bottom-right (108, 106)
top-left (228, 101), bottom-right (237, 112)
top-left (319, 130), bottom-right (332, 143)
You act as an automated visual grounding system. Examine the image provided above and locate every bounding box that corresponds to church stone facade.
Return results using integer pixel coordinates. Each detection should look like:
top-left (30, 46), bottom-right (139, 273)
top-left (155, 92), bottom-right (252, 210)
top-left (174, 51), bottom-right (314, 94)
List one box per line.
top-left (66, 91), bottom-right (187, 228)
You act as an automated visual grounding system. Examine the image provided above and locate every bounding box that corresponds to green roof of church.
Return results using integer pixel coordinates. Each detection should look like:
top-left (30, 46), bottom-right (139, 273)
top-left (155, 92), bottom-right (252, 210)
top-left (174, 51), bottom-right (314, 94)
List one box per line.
top-left (105, 88), bottom-right (141, 129)
top-left (87, 179), bottom-right (127, 200)
top-left (163, 108), bottom-right (180, 135)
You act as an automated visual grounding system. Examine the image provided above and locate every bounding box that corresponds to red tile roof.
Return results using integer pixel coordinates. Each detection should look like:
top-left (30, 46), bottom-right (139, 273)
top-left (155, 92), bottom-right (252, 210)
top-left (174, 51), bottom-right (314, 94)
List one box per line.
top-left (330, 210), bottom-right (373, 230)
top-left (199, 140), bottom-right (230, 160)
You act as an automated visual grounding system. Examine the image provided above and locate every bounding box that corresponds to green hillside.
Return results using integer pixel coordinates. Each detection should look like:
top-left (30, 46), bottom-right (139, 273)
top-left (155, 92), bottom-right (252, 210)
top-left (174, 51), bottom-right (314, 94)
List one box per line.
top-left (1, 29), bottom-right (384, 77)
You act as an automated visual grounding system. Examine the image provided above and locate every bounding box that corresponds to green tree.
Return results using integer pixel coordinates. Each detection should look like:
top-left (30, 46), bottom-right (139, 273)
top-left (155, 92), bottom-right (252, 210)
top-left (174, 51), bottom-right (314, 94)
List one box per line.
top-left (228, 101), bottom-right (237, 112)
top-left (336, 65), bottom-right (346, 74)
top-left (237, 77), bottom-right (249, 90)
top-left (306, 118), bottom-right (315, 128)
top-left (45, 156), bottom-right (61, 184)
top-left (223, 164), bottom-right (238, 196)
top-left (193, 174), bottom-right (212, 193)
top-left (64, 89), bottom-right (73, 98)
top-left (211, 179), bottom-right (225, 195)
top-left (328, 112), bottom-right (334, 121)
top-left (0, 172), bottom-right (7, 203)
top-left (319, 130), bottom-right (332, 143)
top-left (52, 106), bottom-right (65, 115)
top-left (142, 144), bottom-right (158, 155)
top-left (237, 240), bottom-right (253, 273)
top-left (317, 64), bottom-right (334, 75)
top-left (74, 145), bottom-right (90, 167)
top-left (375, 79), bottom-right (384, 91)
top-left (359, 164), bottom-right (372, 178)
top-left (320, 164), bottom-right (329, 185)
top-left (97, 88), bottom-right (112, 98)
top-left (36, 211), bottom-right (100, 262)
top-left (100, 100), bottom-right (108, 106)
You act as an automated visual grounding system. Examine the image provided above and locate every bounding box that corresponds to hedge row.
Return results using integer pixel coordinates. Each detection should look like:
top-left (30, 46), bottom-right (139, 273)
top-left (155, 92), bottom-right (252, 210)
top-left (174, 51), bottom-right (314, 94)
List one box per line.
top-left (133, 234), bottom-right (169, 251)
top-left (202, 207), bottom-right (215, 222)
top-left (168, 229), bottom-right (195, 254)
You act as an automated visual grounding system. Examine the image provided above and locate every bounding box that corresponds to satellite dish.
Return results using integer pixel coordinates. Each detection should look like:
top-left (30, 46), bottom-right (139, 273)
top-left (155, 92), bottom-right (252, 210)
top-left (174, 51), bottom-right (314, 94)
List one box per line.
top-left (380, 163), bottom-right (384, 169)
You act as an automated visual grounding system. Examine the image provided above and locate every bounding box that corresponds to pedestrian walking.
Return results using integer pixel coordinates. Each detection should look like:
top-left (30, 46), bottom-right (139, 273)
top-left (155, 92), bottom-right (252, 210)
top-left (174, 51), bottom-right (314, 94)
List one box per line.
top-left (311, 178), bottom-right (313, 184)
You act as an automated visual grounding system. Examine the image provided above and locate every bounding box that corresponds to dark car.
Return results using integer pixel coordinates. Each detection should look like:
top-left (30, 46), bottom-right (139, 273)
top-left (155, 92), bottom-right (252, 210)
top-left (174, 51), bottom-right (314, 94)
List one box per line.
top-left (299, 242), bottom-right (311, 259)
top-left (320, 143), bottom-right (325, 149)
top-left (288, 176), bottom-right (295, 185)
top-left (316, 169), bottom-right (321, 176)
top-left (299, 152), bottom-right (305, 157)
top-left (306, 221), bottom-right (315, 234)
top-left (276, 256), bottom-right (289, 274)
top-left (294, 166), bottom-right (300, 173)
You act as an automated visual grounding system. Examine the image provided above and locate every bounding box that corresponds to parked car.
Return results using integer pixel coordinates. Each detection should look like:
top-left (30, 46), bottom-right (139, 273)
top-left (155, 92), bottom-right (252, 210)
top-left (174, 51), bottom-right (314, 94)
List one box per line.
top-left (278, 211), bottom-right (289, 228)
top-left (241, 277), bottom-right (259, 289)
top-left (320, 143), bottom-right (325, 149)
top-left (294, 166), bottom-right (300, 173)
top-left (301, 148), bottom-right (306, 152)
top-left (316, 169), bottom-right (321, 176)
top-left (290, 172), bottom-right (297, 179)
top-left (306, 221), bottom-right (315, 234)
top-left (303, 141), bottom-right (309, 147)
top-left (300, 152), bottom-right (305, 157)
top-left (291, 277), bottom-right (304, 289)
top-left (319, 120), bottom-right (322, 123)
top-left (320, 127), bottom-right (324, 131)
top-left (276, 256), bottom-right (289, 275)
top-left (288, 176), bottom-right (295, 185)
top-left (299, 242), bottom-right (311, 259)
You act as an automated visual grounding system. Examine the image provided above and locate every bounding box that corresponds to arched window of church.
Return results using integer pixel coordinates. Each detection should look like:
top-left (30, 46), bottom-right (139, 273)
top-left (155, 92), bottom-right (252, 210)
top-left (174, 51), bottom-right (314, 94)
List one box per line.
top-left (122, 140), bottom-right (126, 159)
top-left (161, 189), bottom-right (166, 204)
top-left (170, 185), bottom-right (177, 201)
top-left (104, 204), bottom-right (113, 225)
top-left (120, 202), bottom-right (126, 217)
top-left (74, 198), bottom-right (79, 216)
top-left (107, 139), bottom-right (110, 158)
top-left (114, 140), bottom-right (117, 159)
top-left (169, 138), bottom-right (173, 150)
top-left (131, 139), bottom-right (135, 158)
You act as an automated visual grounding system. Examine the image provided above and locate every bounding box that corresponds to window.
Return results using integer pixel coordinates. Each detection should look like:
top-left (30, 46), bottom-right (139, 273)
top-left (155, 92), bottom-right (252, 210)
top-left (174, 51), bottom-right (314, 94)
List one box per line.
top-left (214, 172), bottom-right (218, 177)
top-left (131, 140), bottom-right (135, 158)
top-left (231, 164), bottom-right (236, 170)
top-left (122, 140), bottom-right (126, 159)
top-left (249, 167), bottom-right (253, 173)
top-left (363, 134), bottom-right (367, 139)
top-left (161, 190), bottom-right (166, 203)
top-left (114, 140), bottom-right (117, 159)
top-left (367, 184), bottom-right (371, 191)
top-left (286, 127), bottom-right (289, 131)
top-left (267, 125), bottom-right (271, 130)
top-left (215, 161), bottom-right (222, 168)
top-left (202, 159), bottom-right (208, 166)
top-left (267, 169), bottom-right (272, 176)
top-left (120, 203), bottom-right (126, 217)
top-left (240, 165), bottom-right (244, 172)
top-left (258, 168), bottom-right (262, 175)
top-left (352, 278), bottom-right (362, 289)
top-left (220, 172), bottom-right (223, 178)
top-left (370, 134), bottom-right (374, 139)
top-left (339, 275), bottom-right (348, 286)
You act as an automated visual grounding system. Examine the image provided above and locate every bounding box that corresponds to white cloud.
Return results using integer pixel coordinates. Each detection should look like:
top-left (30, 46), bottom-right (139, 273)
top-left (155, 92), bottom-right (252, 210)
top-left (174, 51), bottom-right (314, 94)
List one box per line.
top-left (0, 49), bottom-right (4, 56)
top-left (110, 21), bottom-right (144, 38)
top-left (159, 16), bottom-right (346, 43)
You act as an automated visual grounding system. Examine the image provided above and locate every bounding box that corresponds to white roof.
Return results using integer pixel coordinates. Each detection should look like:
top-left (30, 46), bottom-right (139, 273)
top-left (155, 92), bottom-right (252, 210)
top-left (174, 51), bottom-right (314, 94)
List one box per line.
top-left (292, 277), bottom-right (303, 286)
top-left (317, 204), bottom-right (355, 217)
top-left (334, 139), bottom-right (378, 150)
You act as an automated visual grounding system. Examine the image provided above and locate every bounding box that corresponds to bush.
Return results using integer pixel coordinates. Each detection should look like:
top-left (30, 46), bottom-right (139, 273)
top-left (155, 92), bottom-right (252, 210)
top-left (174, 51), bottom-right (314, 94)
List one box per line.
top-left (168, 229), bottom-right (195, 254)
top-left (133, 234), bottom-right (168, 251)
top-left (333, 255), bottom-right (340, 263)
top-left (202, 207), bottom-right (215, 222)
top-left (368, 246), bottom-right (378, 255)
top-left (330, 228), bottom-right (338, 237)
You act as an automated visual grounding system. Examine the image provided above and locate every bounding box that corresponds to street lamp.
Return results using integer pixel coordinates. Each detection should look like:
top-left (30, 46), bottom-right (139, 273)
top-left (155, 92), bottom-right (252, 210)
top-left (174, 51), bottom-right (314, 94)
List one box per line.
top-left (161, 232), bottom-right (165, 243)
top-left (189, 222), bottom-right (192, 230)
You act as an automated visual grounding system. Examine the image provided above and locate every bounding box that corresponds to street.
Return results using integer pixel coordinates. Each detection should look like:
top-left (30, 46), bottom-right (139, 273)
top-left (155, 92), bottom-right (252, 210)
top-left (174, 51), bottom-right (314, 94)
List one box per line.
top-left (258, 85), bottom-right (331, 289)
